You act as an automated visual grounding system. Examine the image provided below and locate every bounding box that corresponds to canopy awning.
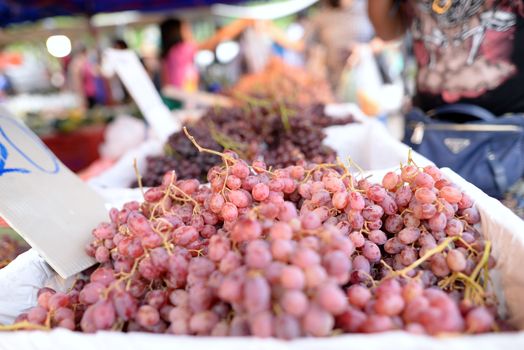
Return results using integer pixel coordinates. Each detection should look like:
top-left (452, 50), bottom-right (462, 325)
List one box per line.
top-left (0, 1), bottom-right (243, 27)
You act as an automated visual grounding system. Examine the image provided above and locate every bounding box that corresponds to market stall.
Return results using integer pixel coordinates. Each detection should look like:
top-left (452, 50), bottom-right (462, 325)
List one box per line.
top-left (1, 0), bottom-right (524, 348)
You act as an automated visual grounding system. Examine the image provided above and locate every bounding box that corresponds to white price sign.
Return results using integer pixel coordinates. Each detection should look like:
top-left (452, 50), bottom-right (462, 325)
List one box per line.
top-left (104, 49), bottom-right (181, 142)
top-left (0, 109), bottom-right (107, 278)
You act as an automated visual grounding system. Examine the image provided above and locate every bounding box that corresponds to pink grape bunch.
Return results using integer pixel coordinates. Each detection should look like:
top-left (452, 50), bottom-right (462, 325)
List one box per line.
top-left (14, 147), bottom-right (502, 337)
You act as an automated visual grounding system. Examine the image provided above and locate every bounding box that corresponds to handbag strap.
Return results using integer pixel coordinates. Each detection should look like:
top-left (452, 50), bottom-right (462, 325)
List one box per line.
top-left (428, 103), bottom-right (497, 122)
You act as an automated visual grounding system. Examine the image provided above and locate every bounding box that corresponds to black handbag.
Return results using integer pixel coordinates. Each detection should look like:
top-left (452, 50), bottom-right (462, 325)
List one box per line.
top-left (403, 104), bottom-right (524, 198)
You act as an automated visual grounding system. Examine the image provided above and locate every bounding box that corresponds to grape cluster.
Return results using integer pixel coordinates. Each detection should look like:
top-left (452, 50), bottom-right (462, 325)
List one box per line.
top-left (16, 146), bottom-right (503, 337)
top-left (137, 126), bottom-right (223, 186)
top-left (0, 234), bottom-right (29, 269)
top-left (138, 101), bottom-right (354, 186)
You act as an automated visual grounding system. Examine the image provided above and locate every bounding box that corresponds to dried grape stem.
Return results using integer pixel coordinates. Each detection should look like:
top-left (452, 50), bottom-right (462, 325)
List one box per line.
top-left (279, 100), bottom-right (295, 132)
top-left (336, 157), bottom-right (356, 190)
top-left (208, 121), bottom-right (247, 156)
top-left (471, 241), bottom-right (491, 282)
top-left (392, 236), bottom-right (460, 277)
top-left (221, 162), bottom-right (230, 195)
top-left (184, 126), bottom-right (274, 179)
top-left (167, 184), bottom-right (201, 215)
top-left (348, 157), bottom-right (366, 179)
top-left (125, 257), bottom-right (142, 290)
top-left (133, 159), bottom-right (145, 198)
top-left (457, 237), bottom-right (479, 255)
top-left (361, 271), bottom-right (378, 288)
top-left (149, 172), bottom-right (177, 219)
top-left (183, 126), bottom-right (266, 180)
top-left (380, 259), bottom-right (394, 272)
top-left (456, 272), bottom-right (485, 294)
top-left (406, 148), bottom-right (420, 168)
top-left (151, 224), bottom-right (174, 255)
top-left (302, 163), bottom-right (339, 183)
top-left (0, 321), bottom-right (50, 331)
top-left (184, 127), bottom-right (233, 161)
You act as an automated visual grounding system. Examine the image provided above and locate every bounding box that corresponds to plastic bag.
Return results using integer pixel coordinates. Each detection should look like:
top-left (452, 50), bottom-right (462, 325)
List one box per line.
top-left (336, 45), bottom-right (383, 107)
top-left (99, 115), bottom-right (148, 161)
top-left (0, 249), bottom-right (71, 325)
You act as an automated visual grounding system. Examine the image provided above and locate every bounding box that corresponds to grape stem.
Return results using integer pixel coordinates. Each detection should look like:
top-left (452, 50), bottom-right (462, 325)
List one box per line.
top-left (406, 148), bottom-right (421, 169)
top-left (302, 163), bottom-right (339, 183)
top-left (149, 172), bottom-right (177, 219)
top-left (347, 157), bottom-right (365, 180)
top-left (456, 272), bottom-right (485, 294)
top-left (112, 319), bottom-right (125, 332)
top-left (457, 237), bottom-right (479, 256)
top-left (437, 271), bottom-right (483, 300)
top-left (212, 102), bottom-right (222, 117)
top-left (436, 242), bottom-right (492, 305)
top-left (455, 271), bottom-right (486, 305)
top-left (330, 329), bottom-right (344, 336)
top-left (336, 157), bottom-right (357, 191)
top-left (151, 223), bottom-right (174, 255)
top-left (0, 321), bottom-right (50, 331)
top-left (207, 121), bottom-right (247, 157)
top-left (232, 92), bottom-right (272, 108)
top-left (167, 184), bottom-right (201, 215)
top-left (470, 241), bottom-right (491, 282)
top-left (67, 278), bottom-right (85, 293)
top-left (435, 198), bottom-right (445, 212)
top-left (400, 208), bottom-right (414, 216)
top-left (328, 207), bottom-right (340, 216)
top-left (184, 126), bottom-right (274, 177)
top-left (380, 259), bottom-right (393, 272)
top-left (184, 127), bottom-right (234, 161)
top-left (391, 236), bottom-right (460, 278)
top-left (272, 302), bottom-right (283, 316)
top-left (360, 270), bottom-right (378, 288)
top-left (188, 248), bottom-right (204, 257)
top-left (125, 257), bottom-right (142, 291)
top-left (221, 161), bottom-right (231, 195)
top-left (133, 158), bottom-right (145, 199)
top-left (44, 311), bottom-right (52, 328)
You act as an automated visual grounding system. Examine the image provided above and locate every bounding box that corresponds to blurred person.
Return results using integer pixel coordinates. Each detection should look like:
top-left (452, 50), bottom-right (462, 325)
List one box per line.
top-left (368, 0), bottom-right (524, 115)
top-left (108, 38), bottom-right (130, 104)
top-left (305, 0), bottom-right (376, 90)
top-left (140, 43), bottom-right (162, 91)
top-left (112, 39), bottom-right (128, 50)
top-left (68, 45), bottom-right (98, 109)
top-left (281, 13), bottom-right (309, 67)
top-left (234, 19), bottom-right (306, 77)
top-left (369, 0), bottom-right (524, 209)
top-left (160, 17), bottom-right (251, 92)
top-left (239, 21), bottom-right (274, 74)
